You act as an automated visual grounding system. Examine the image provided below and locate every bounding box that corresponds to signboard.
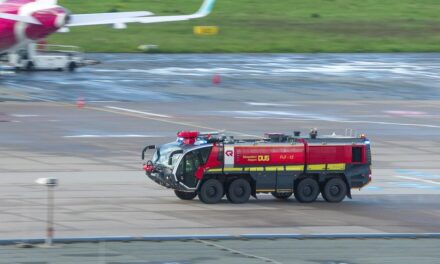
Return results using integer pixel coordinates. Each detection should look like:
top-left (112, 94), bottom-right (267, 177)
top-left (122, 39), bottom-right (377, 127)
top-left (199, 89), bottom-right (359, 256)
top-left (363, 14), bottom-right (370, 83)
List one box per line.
top-left (194, 26), bottom-right (219, 35)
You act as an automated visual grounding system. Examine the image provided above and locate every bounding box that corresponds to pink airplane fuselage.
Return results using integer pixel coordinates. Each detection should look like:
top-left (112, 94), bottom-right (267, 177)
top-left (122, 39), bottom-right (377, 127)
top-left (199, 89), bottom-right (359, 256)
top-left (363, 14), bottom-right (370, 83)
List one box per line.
top-left (0, 0), bottom-right (69, 52)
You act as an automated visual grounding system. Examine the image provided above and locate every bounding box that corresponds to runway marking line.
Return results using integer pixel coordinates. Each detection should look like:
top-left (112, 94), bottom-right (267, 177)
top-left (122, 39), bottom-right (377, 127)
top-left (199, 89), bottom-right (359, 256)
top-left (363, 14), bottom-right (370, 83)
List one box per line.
top-left (395, 176), bottom-right (440, 186)
top-left (235, 116), bottom-right (440, 129)
top-left (197, 240), bottom-right (282, 264)
top-left (83, 106), bottom-right (262, 139)
top-left (105, 106), bottom-right (171, 118)
top-left (63, 135), bottom-right (164, 139)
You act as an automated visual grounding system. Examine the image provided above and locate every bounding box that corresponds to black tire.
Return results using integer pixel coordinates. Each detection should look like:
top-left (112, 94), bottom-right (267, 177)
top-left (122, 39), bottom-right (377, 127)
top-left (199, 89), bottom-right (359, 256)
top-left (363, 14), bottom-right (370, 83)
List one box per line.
top-left (68, 62), bottom-right (77, 72)
top-left (322, 178), bottom-right (348, 203)
top-left (271, 192), bottom-right (293, 200)
top-left (294, 178), bottom-right (320, 203)
top-left (226, 178), bottom-right (251, 204)
top-left (198, 179), bottom-right (224, 204)
top-left (174, 190), bottom-right (197, 200)
top-left (25, 61), bottom-right (34, 71)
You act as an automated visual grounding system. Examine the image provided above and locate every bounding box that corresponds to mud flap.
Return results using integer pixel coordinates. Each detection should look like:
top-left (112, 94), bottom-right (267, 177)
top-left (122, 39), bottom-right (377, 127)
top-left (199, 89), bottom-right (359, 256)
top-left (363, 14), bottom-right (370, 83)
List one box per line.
top-left (347, 189), bottom-right (352, 199)
top-left (343, 174), bottom-right (352, 199)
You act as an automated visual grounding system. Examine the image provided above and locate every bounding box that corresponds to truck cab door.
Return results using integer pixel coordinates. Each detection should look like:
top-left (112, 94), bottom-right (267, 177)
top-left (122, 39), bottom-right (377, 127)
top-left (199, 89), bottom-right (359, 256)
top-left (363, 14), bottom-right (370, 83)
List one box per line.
top-left (176, 147), bottom-right (212, 189)
top-left (176, 151), bottom-right (200, 189)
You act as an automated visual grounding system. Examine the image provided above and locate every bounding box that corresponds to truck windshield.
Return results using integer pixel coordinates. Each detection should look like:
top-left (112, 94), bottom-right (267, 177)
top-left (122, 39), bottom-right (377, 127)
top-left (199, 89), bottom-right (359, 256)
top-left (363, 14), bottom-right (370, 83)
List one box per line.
top-left (152, 143), bottom-right (183, 168)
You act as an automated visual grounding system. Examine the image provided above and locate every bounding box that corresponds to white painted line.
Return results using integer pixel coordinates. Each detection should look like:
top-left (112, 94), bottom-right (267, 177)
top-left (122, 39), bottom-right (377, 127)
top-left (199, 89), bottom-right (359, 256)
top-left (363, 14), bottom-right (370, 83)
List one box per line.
top-left (64, 135), bottom-right (163, 139)
top-left (246, 102), bottom-right (294, 107)
top-left (88, 101), bottom-right (118, 103)
top-left (234, 116), bottom-right (320, 121)
top-left (339, 120), bottom-right (440, 129)
top-left (198, 240), bottom-right (282, 264)
top-left (105, 106), bottom-right (171, 118)
top-left (234, 116), bottom-right (440, 129)
top-left (11, 114), bottom-right (40, 118)
top-left (384, 110), bottom-right (428, 116)
top-left (395, 176), bottom-right (440, 186)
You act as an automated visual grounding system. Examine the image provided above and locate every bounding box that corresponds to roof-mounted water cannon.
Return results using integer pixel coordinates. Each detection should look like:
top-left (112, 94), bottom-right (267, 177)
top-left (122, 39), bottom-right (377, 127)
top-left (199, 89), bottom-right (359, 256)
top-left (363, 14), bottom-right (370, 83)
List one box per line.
top-left (177, 131), bottom-right (199, 145)
top-left (265, 133), bottom-right (288, 142)
top-left (224, 136), bottom-right (235, 144)
top-left (196, 130), bottom-right (227, 145)
top-left (198, 130), bottom-right (224, 140)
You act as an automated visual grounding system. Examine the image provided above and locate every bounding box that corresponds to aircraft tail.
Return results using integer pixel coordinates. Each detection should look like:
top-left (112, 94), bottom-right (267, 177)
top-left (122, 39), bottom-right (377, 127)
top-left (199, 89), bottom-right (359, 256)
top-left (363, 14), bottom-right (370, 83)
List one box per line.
top-left (197, 0), bottom-right (216, 16)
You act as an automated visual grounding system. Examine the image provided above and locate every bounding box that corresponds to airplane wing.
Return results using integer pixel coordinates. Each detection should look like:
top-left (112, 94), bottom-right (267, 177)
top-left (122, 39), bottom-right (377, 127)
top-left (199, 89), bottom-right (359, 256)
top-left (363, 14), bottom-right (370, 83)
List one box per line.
top-left (135, 0), bottom-right (215, 24)
top-left (67, 12), bottom-right (154, 27)
top-left (66, 0), bottom-right (215, 27)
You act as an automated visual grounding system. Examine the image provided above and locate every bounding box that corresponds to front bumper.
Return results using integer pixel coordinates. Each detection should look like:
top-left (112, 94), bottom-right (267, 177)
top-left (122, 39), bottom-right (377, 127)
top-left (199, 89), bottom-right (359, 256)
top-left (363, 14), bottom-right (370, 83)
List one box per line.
top-left (146, 170), bottom-right (178, 189)
top-left (146, 171), bottom-right (195, 192)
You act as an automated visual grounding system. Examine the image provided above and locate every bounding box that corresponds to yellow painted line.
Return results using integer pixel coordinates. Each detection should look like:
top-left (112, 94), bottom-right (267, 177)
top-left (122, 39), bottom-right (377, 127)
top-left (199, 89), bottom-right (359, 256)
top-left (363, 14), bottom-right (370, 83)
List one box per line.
top-left (307, 164), bottom-right (326, 171)
top-left (265, 166), bottom-right (284, 172)
top-left (245, 167), bottom-right (264, 172)
top-left (223, 167), bottom-right (244, 172)
top-left (285, 165), bottom-right (304, 171)
top-left (256, 189), bottom-right (275, 192)
top-left (207, 168), bottom-right (222, 173)
top-left (327, 163), bottom-right (346, 170)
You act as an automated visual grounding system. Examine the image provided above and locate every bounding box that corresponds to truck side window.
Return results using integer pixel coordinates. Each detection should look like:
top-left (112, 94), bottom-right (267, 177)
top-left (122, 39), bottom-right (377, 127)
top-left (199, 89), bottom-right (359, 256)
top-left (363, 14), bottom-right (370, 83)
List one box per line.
top-left (217, 146), bottom-right (224, 162)
top-left (184, 152), bottom-right (197, 175)
top-left (352, 147), bottom-right (363, 163)
top-left (199, 147), bottom-right (212, 164)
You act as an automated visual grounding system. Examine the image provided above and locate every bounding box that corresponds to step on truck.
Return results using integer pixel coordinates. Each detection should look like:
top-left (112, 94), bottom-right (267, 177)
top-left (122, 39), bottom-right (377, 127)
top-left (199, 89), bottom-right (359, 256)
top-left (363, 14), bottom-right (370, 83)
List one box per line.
top-left (142, 129), bottom-right (372, 204)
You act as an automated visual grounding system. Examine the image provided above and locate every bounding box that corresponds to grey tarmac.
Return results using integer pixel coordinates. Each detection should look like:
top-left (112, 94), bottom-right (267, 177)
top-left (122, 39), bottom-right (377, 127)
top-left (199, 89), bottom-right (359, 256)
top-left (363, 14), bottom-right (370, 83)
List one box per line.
top-left (0, 54), bottom-right (439, 244)
top-left (2, 239), bottom-right (440, 264)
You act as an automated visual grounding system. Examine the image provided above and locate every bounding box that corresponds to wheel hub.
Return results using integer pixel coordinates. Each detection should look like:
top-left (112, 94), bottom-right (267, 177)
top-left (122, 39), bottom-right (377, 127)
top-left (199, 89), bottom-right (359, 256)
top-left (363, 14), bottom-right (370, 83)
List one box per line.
top-left (234, 186), bottom-right (245, 197)
top-left (207, 186), bottom-right (217, 197)
top-left (330, 185), bottom-right (341, 196)
top-left (303, 185), bottom-right (313, 196)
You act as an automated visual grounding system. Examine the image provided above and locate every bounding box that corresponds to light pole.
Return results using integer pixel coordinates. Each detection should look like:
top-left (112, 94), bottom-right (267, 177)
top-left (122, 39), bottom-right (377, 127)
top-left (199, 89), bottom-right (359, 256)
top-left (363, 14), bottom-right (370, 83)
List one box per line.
top-left (36, 178), bottom-right (58, 247)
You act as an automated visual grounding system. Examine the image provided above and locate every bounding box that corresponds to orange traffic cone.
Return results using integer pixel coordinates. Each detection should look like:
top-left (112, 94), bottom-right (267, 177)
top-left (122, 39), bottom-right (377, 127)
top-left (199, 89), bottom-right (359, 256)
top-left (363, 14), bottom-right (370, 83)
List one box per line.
top-left (76, 97), bottom-right (85, 108)
top-left (212, 74), bottom-right (221, 85)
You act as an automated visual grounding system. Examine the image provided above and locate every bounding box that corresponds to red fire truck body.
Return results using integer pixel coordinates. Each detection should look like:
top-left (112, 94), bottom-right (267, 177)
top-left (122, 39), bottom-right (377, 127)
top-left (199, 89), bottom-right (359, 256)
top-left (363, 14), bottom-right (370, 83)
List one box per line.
top-left (142, 131), bottom-right (372, 204)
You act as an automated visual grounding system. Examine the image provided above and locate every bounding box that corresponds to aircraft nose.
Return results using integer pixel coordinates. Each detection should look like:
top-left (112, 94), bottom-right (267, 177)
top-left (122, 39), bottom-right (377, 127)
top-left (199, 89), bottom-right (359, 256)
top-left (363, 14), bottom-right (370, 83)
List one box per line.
top-left (55, 8), bottom-right (71, 28)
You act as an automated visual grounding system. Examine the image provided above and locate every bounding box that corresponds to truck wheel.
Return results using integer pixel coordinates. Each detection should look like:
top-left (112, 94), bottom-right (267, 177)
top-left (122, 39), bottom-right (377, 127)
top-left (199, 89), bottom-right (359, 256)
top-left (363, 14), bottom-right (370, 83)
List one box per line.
top-left (322, 178), bottom-right (347, 203)
top-left (68, 62), bottom-right (77, 72)
top-left (198, 179), bottom-right (224, 204)
top-left (226, 178), bottom-right (251, 204)
top-left (25, 61), bottom-right (34, 71)
top-left (294, 178), bottom-right (320, 203)
top-left (174, 190), bottom-right (197, 200)
top-left (271, 192), bottom-right (293, 200)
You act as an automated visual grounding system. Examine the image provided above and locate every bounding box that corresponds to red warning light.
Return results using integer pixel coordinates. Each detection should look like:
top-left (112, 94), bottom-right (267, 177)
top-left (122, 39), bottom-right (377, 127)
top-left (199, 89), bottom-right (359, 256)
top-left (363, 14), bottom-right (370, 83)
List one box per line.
top-left (177, 131), bottom-right (199, 145)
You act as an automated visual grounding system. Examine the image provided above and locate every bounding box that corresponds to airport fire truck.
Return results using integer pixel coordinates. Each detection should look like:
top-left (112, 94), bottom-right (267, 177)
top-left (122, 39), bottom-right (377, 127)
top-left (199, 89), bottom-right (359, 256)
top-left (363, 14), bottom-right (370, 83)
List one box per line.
top-left (142, 130), bottom-right (372, 204)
